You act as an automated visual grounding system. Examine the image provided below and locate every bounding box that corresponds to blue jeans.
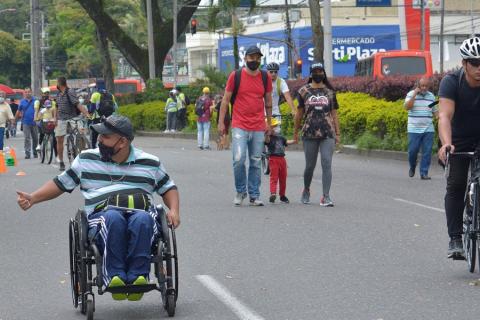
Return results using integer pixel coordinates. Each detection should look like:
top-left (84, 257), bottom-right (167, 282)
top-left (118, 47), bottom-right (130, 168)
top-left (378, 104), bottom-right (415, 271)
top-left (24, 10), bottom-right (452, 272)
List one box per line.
top-left (0, 127), bottom-right (4, 150)
top-left (408, 132), bottom-right (434, 176)
top-left (197, 121), bottom-right (211, 148)
top-left (232, 128), bottom-right (264, 199)
top-left (88, 208), bottom-right (157, 285)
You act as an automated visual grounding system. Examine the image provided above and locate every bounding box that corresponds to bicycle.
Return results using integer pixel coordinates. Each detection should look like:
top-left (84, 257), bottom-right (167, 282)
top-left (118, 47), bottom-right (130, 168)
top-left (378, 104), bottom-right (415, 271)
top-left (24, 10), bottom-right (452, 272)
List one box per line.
top-left (66, 116), bottom-right (91, 164)
top-left (445, 146), bottom-right (480, 270)
top-left (39, 120), bottom-right (56, 164)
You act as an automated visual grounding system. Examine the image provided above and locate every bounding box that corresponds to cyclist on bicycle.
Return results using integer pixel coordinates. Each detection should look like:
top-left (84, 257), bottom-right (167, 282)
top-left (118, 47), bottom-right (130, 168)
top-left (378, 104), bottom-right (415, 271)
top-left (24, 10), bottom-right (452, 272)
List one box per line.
top-left (35, 88), bottom-right (57, 153)
top-left (17, 114), bottom-right (180, 301)
top-left (266, 62), bottom-right (296, 128)
top-left (438, 37), bottom-right (480, 259)
top-left (89, 79), bottom-right (118, 148)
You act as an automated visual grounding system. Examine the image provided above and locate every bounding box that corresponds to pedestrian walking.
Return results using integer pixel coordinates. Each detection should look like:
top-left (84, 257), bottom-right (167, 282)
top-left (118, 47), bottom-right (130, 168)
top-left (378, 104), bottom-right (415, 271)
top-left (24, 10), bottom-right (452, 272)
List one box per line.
top-left (404, 77), bottom-right (437, 180)
top-left (265, 118), bottom-right (290, 204)
top-left (7, 98), bottom-right (18, 138)
top-left (176, 86), bottom-right (187, 131)
top-left (17, 88), bottom-right (39, 159)
top-left (164, 91), bottom-right (178, 133)
top-left (195, 87), bottom-right (214, 150)
top-left (0, 91), bottom-right (15, 151)
top-left (218, 45), bottom-right (273, 206)
top-left (294, 62), bottom-right (341, 207)
top-left (214, 94), bottom-right (230, 150)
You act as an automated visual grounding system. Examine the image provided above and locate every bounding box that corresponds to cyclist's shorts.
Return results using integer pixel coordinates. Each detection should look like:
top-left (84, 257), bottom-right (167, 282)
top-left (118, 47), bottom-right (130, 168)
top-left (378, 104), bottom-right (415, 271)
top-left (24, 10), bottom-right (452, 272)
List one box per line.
top-left (55, 119), bottom-right (84, 137)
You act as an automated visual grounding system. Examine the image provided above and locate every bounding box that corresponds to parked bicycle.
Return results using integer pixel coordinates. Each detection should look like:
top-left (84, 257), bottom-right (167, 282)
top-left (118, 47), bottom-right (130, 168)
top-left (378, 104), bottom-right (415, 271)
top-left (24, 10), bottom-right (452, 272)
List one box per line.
top-left (66, 116), bottom-right (91, 164)
top-left (445, 146), bottom-right (480, 270)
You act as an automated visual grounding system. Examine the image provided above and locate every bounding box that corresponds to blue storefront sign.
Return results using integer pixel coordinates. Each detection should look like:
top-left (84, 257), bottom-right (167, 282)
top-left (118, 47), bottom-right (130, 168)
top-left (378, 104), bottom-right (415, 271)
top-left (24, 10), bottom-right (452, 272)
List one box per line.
top-left (356, 0), bottom-right (391, 6)
top-left (218, 25), bottom-right (401, 78)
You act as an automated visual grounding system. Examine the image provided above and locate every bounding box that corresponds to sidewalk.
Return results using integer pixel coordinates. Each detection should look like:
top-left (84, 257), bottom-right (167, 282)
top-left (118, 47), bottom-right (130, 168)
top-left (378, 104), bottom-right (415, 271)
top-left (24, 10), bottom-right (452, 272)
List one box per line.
top-left (137, 130), bottom-right (436, 162)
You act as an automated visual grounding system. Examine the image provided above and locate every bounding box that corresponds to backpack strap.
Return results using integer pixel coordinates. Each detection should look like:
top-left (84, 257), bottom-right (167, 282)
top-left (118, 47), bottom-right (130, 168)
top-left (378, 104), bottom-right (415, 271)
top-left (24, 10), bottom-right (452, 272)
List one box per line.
top-left (276, 78), bottom-right (282, 97)
top-left (230, 69), bottom-right (242, 107)
top-left (261, 70), bottom-right (268, 97)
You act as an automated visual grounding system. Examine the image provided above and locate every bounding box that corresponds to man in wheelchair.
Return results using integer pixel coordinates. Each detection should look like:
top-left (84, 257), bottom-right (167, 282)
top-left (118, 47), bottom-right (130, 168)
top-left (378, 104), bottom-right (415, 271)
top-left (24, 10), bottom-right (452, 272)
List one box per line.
top-left (17, 115), bottom-right (180, 302)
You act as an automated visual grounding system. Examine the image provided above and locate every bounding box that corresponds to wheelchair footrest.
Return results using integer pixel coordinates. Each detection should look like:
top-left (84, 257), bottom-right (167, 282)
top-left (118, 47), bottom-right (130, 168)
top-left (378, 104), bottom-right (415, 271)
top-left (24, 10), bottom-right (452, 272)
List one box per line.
top-left (105, 283), bottom-right (158, 294)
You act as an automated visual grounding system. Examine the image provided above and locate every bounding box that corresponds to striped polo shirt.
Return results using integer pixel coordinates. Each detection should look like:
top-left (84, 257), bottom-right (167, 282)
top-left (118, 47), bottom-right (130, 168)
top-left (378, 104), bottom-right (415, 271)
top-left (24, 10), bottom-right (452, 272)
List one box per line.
top-left (53, 146), bottom-right (176, 216)
top-left (404, 90), bottom-right (437, 133)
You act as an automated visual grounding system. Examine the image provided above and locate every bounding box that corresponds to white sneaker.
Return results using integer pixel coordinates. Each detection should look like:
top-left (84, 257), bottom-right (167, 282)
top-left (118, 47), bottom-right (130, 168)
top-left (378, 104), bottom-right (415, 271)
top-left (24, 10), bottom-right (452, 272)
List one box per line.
top-left (233, 192), bottom-right (247, 206)
top-left (249, 198), bottom-right (264, 206)
top-left (170, 129), bottom-right (176, 133)
top-left (36, 145), bottom-right (41, 151)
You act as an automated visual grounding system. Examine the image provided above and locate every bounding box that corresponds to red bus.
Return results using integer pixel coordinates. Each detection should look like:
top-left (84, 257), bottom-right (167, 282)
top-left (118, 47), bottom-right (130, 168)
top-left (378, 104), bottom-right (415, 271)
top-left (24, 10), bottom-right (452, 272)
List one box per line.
top-left (354, 50), bottom-right (433, 78)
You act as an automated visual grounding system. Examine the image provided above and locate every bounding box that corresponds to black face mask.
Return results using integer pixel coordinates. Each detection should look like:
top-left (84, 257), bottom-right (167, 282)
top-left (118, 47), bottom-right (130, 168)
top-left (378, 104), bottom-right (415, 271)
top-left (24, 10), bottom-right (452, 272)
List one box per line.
top-left (311, 74), bottom-right (325, 83)
top-left (246, 61), bottom-right (260, 71)
top-left (98, 138), bottom-right (122, 162)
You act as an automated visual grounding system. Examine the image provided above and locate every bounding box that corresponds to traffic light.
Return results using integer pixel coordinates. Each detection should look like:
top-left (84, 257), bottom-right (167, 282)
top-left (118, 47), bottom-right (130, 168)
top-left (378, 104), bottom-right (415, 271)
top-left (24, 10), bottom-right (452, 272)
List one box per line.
top-left (190, 19), bottom-right (197, 35)
top-left (295, 59), bottom-right (302, 77)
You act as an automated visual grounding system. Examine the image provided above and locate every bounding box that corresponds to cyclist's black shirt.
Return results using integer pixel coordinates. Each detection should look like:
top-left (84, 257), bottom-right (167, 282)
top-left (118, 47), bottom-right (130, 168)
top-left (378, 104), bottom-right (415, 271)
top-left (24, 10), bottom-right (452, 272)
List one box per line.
top-left (265, 134), bottom-right (287, 157)
top-left (438, 68), bottom-right (480, 151)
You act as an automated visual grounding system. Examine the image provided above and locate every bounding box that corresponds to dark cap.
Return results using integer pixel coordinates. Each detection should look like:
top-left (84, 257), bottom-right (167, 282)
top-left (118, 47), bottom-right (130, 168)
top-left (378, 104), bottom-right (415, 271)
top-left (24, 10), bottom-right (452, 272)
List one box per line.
top-left (245, 46), bottom-right (263, 57)
top-left (91, 115), bottom-right (134, 141)
top-left (310, 62), bottom-right (325, 73)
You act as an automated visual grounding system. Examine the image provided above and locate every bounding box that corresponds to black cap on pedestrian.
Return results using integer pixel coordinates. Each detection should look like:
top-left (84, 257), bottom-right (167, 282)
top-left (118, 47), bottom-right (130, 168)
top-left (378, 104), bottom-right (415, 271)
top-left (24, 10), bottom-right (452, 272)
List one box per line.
top-left (310, 62), bottom-right (325, 73)
top-left (91, 115), bottom-right (134, 141)
top-left (245, 46), bottom-right (263, 57)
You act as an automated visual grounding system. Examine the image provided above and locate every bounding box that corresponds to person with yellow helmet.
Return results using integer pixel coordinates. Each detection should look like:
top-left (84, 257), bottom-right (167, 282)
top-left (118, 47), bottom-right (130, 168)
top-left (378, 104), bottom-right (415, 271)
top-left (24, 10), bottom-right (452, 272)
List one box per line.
top-left (195, 87), bottom-right (214, 150)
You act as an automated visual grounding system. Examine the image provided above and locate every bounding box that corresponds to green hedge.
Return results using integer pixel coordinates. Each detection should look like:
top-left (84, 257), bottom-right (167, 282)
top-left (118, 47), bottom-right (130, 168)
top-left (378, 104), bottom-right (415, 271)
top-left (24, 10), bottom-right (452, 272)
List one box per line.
top-left (119, 92), bottom-right (437, 152)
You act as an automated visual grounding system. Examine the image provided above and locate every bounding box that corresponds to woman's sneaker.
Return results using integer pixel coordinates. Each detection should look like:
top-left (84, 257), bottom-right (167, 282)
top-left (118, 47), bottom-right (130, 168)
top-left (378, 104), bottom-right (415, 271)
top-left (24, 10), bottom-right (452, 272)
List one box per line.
top-left (269, 194), bottom-right (276, 203)
top-left (280, 196), bottom-right (290, 203)
top-left (320, 195), bottom-right (334, 207)
top-left (301, 189), bottom-right (310, 204)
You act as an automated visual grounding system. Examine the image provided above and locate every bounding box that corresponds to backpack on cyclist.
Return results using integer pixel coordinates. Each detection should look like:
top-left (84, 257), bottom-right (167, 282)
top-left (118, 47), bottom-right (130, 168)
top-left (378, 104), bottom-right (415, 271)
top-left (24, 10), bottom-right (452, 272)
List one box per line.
top-left (195, 98), bottom-right (206, 117)
top-left (184, 95), bottom-right (191, 106)
top-left (97, 91), bottom-right (115, 117)
top-left (230, 68), bottom-right (268, 107)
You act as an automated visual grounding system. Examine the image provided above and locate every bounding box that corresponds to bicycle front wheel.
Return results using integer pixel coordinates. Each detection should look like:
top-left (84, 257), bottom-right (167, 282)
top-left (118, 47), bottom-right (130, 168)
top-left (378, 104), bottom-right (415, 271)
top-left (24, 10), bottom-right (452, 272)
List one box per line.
top-left (46, 134), bottom-right (55, 164)
top-left (464, 186), bottom-right (477, 272)
top-left (76, 134), bottom-right (91, 153)
top-left (66, 135), bottom-right (77, 164)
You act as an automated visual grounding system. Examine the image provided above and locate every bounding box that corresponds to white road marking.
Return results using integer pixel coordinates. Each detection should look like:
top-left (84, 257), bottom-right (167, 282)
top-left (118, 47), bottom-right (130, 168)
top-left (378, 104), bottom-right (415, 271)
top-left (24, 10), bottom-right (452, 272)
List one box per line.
top-left (393, 198), bottom-right (444, 213)
top-left (196, 275), bottom-right (265, 320)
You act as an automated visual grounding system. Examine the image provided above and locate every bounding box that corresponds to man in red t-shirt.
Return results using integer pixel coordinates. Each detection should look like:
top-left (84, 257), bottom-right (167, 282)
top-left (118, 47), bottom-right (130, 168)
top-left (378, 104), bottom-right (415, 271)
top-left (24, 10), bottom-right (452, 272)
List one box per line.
top-left (218, 46), bottom-right (273, 206)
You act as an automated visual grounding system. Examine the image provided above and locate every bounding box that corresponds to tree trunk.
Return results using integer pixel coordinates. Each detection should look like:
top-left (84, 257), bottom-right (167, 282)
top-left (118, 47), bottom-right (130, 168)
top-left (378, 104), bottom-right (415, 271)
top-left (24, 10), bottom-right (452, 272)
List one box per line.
top-left (232, 12), bottom-right (239, 69)
top-left (76, 0), bottom-right (200, 81)
top-left (309, 0), bottom-right (324, 63)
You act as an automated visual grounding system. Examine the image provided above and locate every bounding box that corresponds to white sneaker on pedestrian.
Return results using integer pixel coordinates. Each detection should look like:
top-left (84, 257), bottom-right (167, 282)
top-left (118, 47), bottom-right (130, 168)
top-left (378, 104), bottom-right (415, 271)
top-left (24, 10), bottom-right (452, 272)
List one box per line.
top-left (164, 130), bottom-right (169, 133)
top-left (233, 192), bottom-right (247, 206)
top-left (249, 198), bottom-right (264, 206)
top-left (36, 145), bottom-right (41, 151)
top-left (170, 129), bottom-right (176, 133)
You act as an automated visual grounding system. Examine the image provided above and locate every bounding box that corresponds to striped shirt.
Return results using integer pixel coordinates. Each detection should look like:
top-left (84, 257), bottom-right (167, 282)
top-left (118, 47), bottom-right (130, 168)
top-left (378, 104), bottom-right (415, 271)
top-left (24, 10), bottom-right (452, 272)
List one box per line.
top-left (404, 90), bottom-right (437, 133)
top-left (53, 146), bottom-right (176, 216)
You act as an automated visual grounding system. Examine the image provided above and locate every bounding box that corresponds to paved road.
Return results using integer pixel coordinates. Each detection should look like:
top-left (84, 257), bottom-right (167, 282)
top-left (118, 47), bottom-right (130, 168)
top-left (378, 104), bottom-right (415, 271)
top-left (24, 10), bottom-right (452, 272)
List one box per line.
top-left (1, 134), bottom-right (479, 320)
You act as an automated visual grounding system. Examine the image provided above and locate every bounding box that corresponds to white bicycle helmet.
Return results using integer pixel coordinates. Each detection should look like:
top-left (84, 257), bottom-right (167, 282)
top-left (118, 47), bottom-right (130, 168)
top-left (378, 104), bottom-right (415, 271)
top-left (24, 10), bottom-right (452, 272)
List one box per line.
top-left (460, 37), bottom-right (480, 59)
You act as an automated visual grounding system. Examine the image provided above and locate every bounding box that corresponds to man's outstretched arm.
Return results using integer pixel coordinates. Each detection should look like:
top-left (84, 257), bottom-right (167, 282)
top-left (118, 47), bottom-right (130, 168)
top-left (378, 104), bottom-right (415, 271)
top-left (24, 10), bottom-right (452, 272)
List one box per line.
top-left (17, 180), bottom-right (64, 211)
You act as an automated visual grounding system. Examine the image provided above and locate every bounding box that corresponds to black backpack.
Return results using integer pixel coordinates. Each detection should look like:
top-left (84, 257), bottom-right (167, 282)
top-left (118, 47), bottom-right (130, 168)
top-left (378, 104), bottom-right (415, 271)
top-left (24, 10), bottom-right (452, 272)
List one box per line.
top-left (184, 95), bottom-right (191, 106)
top-left (230, 68), bottom-right (268, 107)
top-left (195, 98), bottom-right (206, 117)
top-left (97, 91), bottom-right (115, 117)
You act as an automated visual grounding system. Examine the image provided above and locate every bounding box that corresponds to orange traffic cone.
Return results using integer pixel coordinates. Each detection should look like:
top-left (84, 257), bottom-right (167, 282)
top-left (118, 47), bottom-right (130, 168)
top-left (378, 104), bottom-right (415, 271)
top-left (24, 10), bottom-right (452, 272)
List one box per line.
top-left (0, 152), bottom-right (7, 174)
top-left (9, 147), bottom-right (17, 166)
top-left (16, 171), bottom-right (26, 176)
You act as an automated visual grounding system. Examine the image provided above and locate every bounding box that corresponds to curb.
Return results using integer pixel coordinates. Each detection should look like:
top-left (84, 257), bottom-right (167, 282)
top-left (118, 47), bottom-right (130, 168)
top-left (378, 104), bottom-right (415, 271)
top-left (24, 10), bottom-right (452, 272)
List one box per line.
top-left (137, 130), bottom-right (437, 162)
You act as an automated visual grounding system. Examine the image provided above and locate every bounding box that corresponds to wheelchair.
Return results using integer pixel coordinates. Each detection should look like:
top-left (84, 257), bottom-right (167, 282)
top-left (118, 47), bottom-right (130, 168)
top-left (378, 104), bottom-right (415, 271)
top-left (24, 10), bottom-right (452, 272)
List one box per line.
top-left (68, 205), bottom-right (178, 319)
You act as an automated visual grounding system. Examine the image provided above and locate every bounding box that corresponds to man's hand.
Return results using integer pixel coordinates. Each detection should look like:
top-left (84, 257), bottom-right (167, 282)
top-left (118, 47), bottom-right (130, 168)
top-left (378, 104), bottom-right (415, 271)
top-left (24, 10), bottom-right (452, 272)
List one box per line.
top-left (438, 144), bottom-right (455, 164)
top-left (293, 132), bottom-right (299, 144)
top-left (17, 191), bottom-right (34, 211)
top-left (218, 122), bottom-right (225, 135)
top-left (166, 209), bottom-right (180, 229)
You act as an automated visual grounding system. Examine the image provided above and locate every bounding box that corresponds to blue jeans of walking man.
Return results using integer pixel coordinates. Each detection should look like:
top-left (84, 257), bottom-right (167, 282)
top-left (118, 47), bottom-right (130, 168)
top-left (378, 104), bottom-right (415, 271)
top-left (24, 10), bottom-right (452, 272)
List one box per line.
top-left (197, 121), bottom-right (211, 149)
top-left (408, 132), bottom-right (434, 177)
top-left (232, 128), bottom-right (264, 200)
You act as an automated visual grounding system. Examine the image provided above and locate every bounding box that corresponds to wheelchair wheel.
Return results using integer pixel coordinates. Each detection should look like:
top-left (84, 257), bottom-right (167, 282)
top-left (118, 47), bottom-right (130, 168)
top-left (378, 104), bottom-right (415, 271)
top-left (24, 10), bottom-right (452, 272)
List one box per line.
top-left (86, 297), bottom-right (94, 320)
top-left (69, 219), bottom-right (80, 308)
top-left (166, 294), bottom-right (176, 317)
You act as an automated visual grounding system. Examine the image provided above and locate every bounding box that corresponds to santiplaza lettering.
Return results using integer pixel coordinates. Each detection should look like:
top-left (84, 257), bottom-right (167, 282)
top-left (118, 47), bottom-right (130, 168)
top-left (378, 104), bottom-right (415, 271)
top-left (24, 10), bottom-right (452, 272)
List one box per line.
top-left (238, 43), bottom-right (286, 66)
top-left (308, 46), bottom-right (387, 61)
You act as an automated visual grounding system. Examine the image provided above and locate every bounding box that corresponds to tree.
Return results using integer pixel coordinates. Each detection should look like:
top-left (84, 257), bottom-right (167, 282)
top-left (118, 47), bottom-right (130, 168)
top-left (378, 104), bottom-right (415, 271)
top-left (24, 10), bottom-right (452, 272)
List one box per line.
top-left (309, 0), bottom-right (324, 63)
top-left (0, 31), bottom-right (31, 87)
top-left (75, 0), bottom-right (201, 81)
top-left (207, 0), bottom-right (255, 70)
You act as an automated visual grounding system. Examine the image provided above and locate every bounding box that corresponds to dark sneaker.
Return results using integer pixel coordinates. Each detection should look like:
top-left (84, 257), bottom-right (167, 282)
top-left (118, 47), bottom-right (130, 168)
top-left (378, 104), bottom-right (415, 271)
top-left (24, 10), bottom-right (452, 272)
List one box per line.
top-left (420, 175), bottom-right (431, 180)
top-left (233, 192), bottom-right (247, 206)
top-left (301, 189), bottom-right (310, 204)
top-left (280, 196), bottom-right (290, 203)
top-left (198, 146), bottom-right (204, 150)
top-left (269, 194), bottom-right (276, 203)
top-left (320, 195), bottom-right (334, 207)
top-left (249, 198), bottom-right (264, 206)
top-left (448, 238), bottom-right (465, 260)
top-left (204, 146), bottom-right (211, 150)
top-left (59, 162), bottom-right (66, 171)
top-left (409, 167), bottom-right (415, 177)
top-left (25, 155), bottom-right (30, 160)
top-left (33, 153), bottom-right (38, 159)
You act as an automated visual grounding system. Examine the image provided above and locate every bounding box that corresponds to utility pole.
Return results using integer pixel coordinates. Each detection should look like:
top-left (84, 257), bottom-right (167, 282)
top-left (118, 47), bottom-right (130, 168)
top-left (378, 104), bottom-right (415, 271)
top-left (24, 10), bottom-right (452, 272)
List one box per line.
top-left (324, 0), bottom-right (332, 77)
top-left (30, 0), bottom-right (41, 96)
top-left (284, 0), bottom-right (294, 79)
top-left (471, 0), bottom-right (475, 37)
top-left (146, 0), bottom-right (155, 79)
top-left (40, 11), bottom-right (46, 87)
top-left (173, 0), bottom-right (178, 87)
top-left (420, 0), bottom-right (425, 50)
top-left (439, 0), bottom-right (445, 73)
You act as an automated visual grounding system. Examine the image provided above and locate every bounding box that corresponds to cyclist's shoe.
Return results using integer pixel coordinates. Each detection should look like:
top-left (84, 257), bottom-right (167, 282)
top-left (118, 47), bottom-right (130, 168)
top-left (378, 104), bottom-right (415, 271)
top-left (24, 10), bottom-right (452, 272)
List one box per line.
top-left (108, 276), bottom-right (127, 301)
top-left (280, 195), bottom-right (290, 203)
top-left (127, 276), bottom-right (147, 301)
top-left (448, 238), bottom-right (465, 260)
top-left (420, 175), bottom-right (431, 180)
top-left (409, 167), bottom-right (415, 178)
top-left (301, 189), bottom-right (310, 204)
top-left (320, 195), bottom-right (334, 207)
top-left (233, 192), bottom-right (247, 206)
top-left (59, 162), bottom-right (66, 171)
top-left (269, 194), bottom-right (276, 203)
top-left (33, 152), bottom-right (38, 159)
top-left (249, 198), bottom-right (264, 206)
top-left (36, 145), bottom-right (41, 152)
top-left (25, 154), bottom-right (30, 160)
